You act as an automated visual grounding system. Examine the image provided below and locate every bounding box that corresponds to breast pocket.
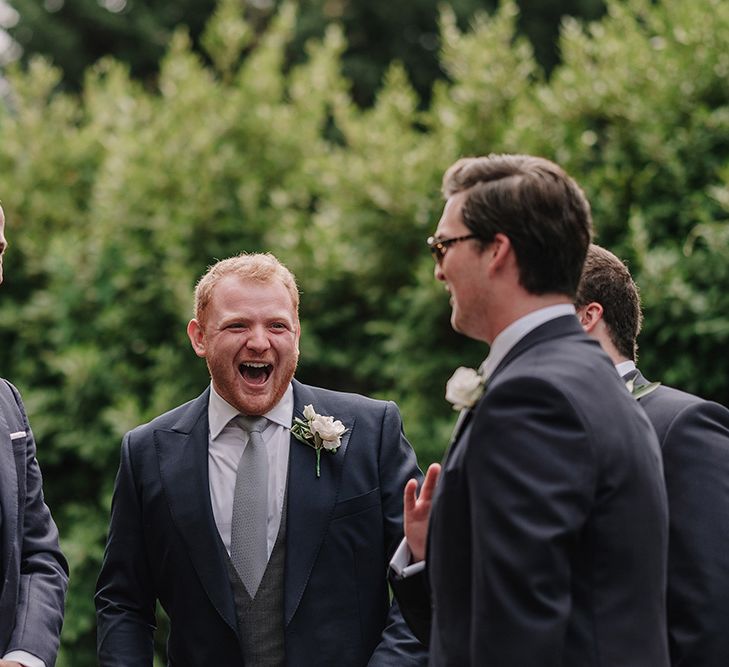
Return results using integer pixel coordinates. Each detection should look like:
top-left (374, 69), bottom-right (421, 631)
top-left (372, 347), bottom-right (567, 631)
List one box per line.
top-left (331, 487), bottom-right (381, 520)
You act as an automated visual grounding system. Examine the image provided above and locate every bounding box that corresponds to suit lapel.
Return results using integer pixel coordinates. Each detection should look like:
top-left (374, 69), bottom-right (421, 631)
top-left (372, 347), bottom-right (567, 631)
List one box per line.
top-left (491, 314), bottom-right (583, 384)
top-left (449, 408), bottom-right (471, 446)
top-left (443, 316), bottom-right (583, 465)
top-left (284, 380), bottom-right (354, 626)
top-left (623, 368), bottom-right (648, 385)
top-left (0, 406), bottom-right (18, 587)
top-left (153, 389), bottom-right (238, 633)
top-left (441, 408), bottom-right (474, 467)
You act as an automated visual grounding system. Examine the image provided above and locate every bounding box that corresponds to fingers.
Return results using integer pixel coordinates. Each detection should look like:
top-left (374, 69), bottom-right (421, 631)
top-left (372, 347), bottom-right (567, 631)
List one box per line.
top-left (404, 478), bottom-right (419, 513)
top-left (420, 463), bottom-right (441, 501)
top-left (404, 463), bottom-right (442, 514)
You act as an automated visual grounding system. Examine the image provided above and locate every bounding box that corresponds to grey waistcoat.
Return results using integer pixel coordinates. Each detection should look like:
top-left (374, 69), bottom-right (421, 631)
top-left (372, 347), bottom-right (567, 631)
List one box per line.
top-left (226, 492), bottom-right (287, 666)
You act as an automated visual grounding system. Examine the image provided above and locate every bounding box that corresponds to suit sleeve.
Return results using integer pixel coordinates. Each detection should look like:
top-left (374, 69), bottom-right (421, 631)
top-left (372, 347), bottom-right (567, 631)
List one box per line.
top-left (661, 400), bottom-right (729, 666)
top-left (95, 432), bottom-right (156, 666)
top-left (368, 401), bottom-right (428, 666)
top-left (5, 383), bottom-right (68, 667)
top-left (465, 376), bottom-right (593, 664)
top-left (387, 563), bottom-right (432, 647)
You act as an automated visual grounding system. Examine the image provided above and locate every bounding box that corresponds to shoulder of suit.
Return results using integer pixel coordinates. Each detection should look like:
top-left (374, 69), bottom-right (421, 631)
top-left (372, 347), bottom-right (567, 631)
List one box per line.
top-left (637, 381), bottom-right (726, 435)
top-left (0, 377), bottom-right (21, 405)
top-left (642, 382), bottom-right (703, 410)
top-left (0, 377), bottom-right (17, 394)
top-left (297, 381), bottom-right (391, 410)
top-left (126, 392), bottom-right (205, 436)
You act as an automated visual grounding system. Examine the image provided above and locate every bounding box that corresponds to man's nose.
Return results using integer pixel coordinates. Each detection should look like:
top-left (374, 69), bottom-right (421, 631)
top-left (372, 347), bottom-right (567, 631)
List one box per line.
top-left (245, 326), bottom-right (271, 352)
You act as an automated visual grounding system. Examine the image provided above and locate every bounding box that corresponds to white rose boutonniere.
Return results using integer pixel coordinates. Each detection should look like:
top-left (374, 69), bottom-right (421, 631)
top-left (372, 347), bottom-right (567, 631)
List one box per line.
top-left (625, 377), bottom-right (661, 400)
top-left (291, 404), bottom-right (347, 477)
top-left (445, 366), bottom-right (486, 411)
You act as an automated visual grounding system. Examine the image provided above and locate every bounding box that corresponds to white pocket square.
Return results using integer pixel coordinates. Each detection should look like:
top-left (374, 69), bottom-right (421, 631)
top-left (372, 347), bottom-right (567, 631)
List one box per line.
top-left (9, 431), bottom-right (26, 440)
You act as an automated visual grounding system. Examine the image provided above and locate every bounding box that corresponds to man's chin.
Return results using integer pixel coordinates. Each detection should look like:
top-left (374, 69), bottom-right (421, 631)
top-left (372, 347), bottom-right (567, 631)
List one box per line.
top-left (232, 381), bottom-right (292, 416)
top-left (234, 393), bottom-right (277, 416)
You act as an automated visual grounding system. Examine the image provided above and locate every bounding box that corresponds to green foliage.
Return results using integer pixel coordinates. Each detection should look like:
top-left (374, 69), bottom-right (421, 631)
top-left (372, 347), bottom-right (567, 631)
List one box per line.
top-left (7, 0), bottom-right (606, 104)
top-left (1, 0), bottom-right (728, 662)
top-left (506, 0), bottom-right (729, 401)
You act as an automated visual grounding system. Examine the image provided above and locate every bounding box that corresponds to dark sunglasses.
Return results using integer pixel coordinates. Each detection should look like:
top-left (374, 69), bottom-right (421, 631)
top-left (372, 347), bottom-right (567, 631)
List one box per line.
top-left (426, 234), bottom-right (478, 264)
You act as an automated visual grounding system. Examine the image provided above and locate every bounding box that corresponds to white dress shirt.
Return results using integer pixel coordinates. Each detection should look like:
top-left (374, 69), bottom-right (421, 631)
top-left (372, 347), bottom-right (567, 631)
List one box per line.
top-left (3, 650), bottom-right (44, 667)
top-left (615, 360), bottom-right (637, 377)
top-left (478, 303), bottom-right (577, 381)
top-left (391, 303), bottom-right (578, 575)
top-left (207, 383), bottom-right (293, 558)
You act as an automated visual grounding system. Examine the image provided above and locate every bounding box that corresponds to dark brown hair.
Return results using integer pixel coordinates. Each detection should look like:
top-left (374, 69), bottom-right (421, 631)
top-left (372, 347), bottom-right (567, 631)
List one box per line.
top-left (575, 244), bottom-right (642, 360)
top-left (442, 154), bottom-right (593, 297)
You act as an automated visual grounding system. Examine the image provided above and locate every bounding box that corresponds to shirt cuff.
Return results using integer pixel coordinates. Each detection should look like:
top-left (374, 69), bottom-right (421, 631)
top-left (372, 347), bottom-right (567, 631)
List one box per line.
top-left (390, 538), bottom-right (426, 578)
top-left (3, 650), bottom-right (46, 667)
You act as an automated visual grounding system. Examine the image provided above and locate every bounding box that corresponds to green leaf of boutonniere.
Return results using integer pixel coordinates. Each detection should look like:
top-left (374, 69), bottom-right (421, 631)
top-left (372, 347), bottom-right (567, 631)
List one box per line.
top-left (625, 377), bottom-right (661, 400)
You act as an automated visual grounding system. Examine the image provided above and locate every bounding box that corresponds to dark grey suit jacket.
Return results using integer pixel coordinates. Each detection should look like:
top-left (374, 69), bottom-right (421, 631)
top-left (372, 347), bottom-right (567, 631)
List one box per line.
top-left (394, 316), bottom-right (670, 666)
top-left (95, 379), bottom-right (427, 666)
top-left (0, 380), bottom-right (68, 667)
top-left (626, 368), bottom-right (729, 667)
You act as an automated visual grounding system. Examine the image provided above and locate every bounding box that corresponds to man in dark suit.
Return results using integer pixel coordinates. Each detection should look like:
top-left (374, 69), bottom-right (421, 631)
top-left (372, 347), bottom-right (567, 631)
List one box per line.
top-left (575, 242), bottom-right (729, 666)
top-left (0, 205), bottom-right (68, 667)
top-left (95, 252), bottom-right (427, 666)
top-left (390, 155), bottom-right (669, 666)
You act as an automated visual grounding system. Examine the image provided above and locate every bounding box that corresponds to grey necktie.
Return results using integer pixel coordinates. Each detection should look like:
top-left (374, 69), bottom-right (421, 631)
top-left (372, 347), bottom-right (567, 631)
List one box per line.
top-left (230, 415), bottom-right (269, 598)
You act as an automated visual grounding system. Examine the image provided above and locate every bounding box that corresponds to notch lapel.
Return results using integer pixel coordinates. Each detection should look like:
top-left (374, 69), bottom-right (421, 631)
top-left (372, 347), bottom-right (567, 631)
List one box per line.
top-left (153, 390), bottom-right (238, 634)
top-left (284, 380), bottom-right (354, 626)
top-left (441, 407), bottom-right (474, 467)
top-left (444, 316), bottom-right (582, 465)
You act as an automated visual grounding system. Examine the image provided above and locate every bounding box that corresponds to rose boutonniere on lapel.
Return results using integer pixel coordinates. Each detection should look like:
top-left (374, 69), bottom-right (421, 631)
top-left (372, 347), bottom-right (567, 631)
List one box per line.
top-left (445, 366), bottom-right (486, 411)
top-left (625, 377), bottom-right (661, 400)
top-left (291, 404), bottom-right (347, 478)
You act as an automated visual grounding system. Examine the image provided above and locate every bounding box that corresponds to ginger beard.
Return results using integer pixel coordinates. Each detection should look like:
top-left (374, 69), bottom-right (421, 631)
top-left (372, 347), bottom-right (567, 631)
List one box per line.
top-left (188, 275), bottom-right (300, 416)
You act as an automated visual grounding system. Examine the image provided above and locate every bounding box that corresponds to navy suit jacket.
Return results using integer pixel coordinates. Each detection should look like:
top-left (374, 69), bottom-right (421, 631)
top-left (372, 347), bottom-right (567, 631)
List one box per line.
top-left (394, 316), bottom-right (669, 666)
top-left (0, 380), bottom-right (68, 667)
top-left (95, 379), bottom-right (427, 666)
top-left (626, 369), bottom-right (729, 666)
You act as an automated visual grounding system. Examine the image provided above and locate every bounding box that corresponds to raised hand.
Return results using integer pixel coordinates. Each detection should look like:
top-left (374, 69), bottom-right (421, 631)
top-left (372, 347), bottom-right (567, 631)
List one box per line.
top-left (403, 463), bottom-right (441, 562)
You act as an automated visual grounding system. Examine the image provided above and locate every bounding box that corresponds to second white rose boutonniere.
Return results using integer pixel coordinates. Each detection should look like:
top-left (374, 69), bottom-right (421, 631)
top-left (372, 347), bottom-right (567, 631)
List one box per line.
top-left (625, 377), bottom-right (661, 400)
top-left (446, 366), bottom-right (486, 411)
top-left (291, 404), bottom-right (347, 478)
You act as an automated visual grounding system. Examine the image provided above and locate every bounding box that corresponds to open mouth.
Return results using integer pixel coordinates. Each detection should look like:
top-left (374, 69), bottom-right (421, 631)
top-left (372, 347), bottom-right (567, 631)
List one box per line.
top-left (238, 362), bottom-right (273, 385)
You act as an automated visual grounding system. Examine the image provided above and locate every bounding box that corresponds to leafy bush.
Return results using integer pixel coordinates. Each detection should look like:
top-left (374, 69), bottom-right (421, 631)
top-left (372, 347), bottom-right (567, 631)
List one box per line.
top-left (0, 0), bottom-right (727, 662)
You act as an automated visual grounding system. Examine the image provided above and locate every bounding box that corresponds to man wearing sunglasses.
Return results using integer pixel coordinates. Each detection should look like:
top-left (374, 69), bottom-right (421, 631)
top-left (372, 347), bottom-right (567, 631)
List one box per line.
top-left (390, 154), bottom-right (669, 666)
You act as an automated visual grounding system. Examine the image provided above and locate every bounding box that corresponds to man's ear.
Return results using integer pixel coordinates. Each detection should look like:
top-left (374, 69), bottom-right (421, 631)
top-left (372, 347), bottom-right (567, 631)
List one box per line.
top-left (577, 302), bottom-right (604, 333)
top-left (187, 319), bottom-right (207, 358)
top-left (487, 233), bottom-right (512, 271)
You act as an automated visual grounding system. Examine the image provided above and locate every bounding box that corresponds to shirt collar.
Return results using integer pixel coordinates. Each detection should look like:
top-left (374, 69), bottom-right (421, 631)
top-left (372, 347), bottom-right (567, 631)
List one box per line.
top-left (208, 382), bottom-right (294, 439)
top-left (479, 303), bottom-right (576, 382)
top-left (615, 360), bottom-right (636, 377)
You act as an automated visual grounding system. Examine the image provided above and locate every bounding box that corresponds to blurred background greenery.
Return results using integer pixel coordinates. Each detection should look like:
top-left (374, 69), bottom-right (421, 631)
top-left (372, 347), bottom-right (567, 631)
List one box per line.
top-left (1, 0), bottom-right (728, 663)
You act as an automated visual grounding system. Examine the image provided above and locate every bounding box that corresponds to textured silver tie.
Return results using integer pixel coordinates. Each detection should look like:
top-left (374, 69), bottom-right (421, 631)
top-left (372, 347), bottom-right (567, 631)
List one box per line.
top-left (230, 415), bottom-right (269, 598)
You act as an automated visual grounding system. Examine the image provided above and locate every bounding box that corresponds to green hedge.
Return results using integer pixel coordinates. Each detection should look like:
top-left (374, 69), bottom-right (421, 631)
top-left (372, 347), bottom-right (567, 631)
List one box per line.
top-left (1, 0), bottom-right (727, 662)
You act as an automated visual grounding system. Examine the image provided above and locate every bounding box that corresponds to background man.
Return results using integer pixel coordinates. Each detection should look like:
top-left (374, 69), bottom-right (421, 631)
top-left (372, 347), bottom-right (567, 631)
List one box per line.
top-left (575, 242), bottom-right (729, 666)
top-left (391, 154), bottom-right (669, 666)
top-left (95, 253), bottom-right (427, 666)
top-left (0, 204), bottom-right (68, 667)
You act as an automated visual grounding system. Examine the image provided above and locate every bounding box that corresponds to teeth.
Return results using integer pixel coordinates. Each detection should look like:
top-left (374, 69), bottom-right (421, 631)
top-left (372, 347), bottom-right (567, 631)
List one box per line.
top-left (242, 362), bottom-right (269, 368)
